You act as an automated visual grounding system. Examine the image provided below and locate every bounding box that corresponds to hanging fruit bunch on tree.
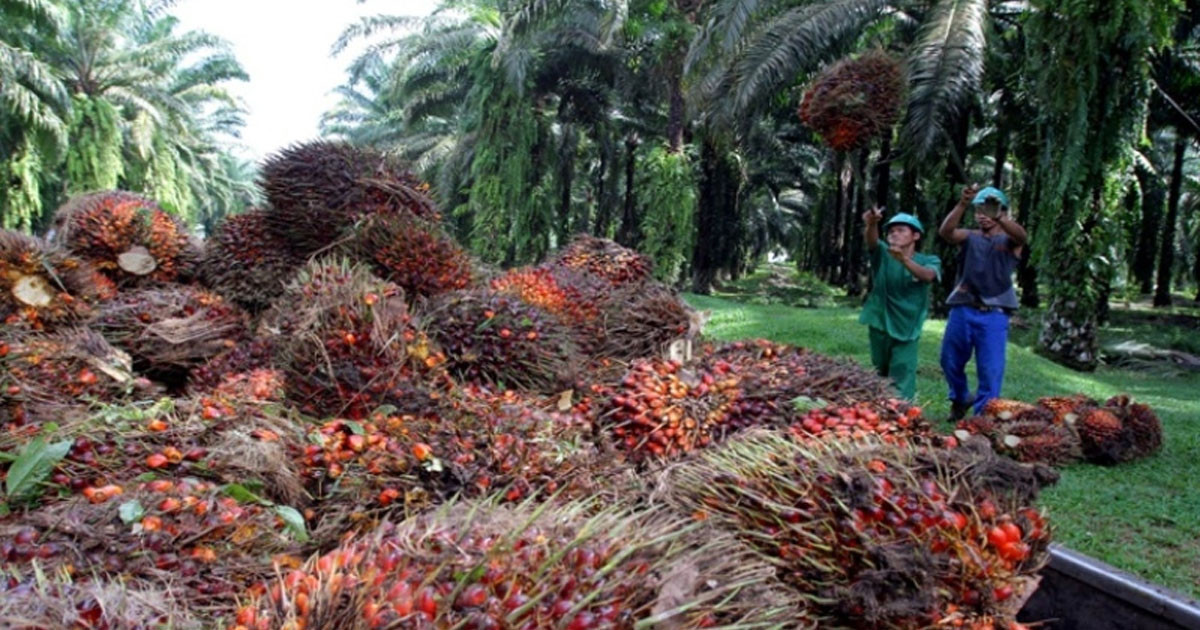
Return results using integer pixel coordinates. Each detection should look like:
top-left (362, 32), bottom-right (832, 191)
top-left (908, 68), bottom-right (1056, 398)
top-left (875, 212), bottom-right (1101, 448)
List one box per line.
top-left (200, 209), bottom-right (302, 314)
top-left (91, 286), bottom-right (251, 385)
top-left (342, 209), bottom-right (475, 302)
top-left (50, 191), bottom-right (198, 287)
top-left (670, 434), bottom-right (1053, 630)
top-left (427, 288), bottom-right (579, 392)
top-left (798, 50), bottom-right (904, 152)
top-left (0, 231), bottom-right (112, 331)
top-left (232, 498), bottom-right (789, 630)
top-left (260, 141), bottom-right (439, 256)
top-left (550, 235), bottom-right (653, 289)
top-left (265, 258), bottom-right (448, 419)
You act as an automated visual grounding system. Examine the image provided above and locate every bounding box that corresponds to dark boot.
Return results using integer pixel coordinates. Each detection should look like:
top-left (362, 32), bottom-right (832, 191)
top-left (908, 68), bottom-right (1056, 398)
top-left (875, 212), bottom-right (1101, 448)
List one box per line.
top-left (947, 400), bottom-right (971, 423)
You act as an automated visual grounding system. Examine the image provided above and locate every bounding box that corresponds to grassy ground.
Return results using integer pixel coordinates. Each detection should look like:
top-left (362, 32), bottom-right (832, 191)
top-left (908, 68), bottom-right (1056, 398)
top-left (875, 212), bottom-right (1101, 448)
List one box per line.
top-left (685, 287), bottom-right (1200, 598)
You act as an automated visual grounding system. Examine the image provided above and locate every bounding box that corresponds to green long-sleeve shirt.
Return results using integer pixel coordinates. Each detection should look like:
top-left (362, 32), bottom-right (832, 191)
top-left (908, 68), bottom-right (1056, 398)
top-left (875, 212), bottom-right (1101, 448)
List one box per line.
top-left (858, 242), bottom-right (941, 341)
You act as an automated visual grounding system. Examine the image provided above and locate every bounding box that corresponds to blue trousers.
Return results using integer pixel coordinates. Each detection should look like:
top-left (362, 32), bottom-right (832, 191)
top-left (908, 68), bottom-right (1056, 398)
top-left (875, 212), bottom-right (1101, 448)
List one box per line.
top-left (940, 305), bottom-right (1010, 413)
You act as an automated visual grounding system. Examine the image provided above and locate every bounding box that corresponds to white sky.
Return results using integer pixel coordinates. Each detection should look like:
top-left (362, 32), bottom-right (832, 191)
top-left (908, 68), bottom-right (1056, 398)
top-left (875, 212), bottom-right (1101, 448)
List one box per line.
top-left (172, 0), bottom-right (440, 163)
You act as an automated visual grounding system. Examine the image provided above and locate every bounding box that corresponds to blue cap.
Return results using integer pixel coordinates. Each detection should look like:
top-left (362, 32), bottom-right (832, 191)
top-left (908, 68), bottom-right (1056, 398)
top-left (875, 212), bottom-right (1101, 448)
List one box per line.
top-left (973, 186), bottom-right (1009, 208)
top-left (883, 213), bottom-right (924, 234)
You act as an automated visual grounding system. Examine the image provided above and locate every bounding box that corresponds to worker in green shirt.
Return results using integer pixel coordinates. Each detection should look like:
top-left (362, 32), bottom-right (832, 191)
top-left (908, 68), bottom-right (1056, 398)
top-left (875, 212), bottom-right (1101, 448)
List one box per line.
top-left (858, 208), bottom-right (942, 400)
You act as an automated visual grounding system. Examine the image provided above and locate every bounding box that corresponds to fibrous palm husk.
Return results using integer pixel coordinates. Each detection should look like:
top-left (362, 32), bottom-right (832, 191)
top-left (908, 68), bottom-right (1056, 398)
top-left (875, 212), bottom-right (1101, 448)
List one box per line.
top-left (0, 230), bottom-right (112, 332)
top-left (237, 497), bottom-right (797, 630)
top-left (667, 432), bottom-right (1054, 629)
top-left (341, 209), bottom-right (474, 302)
top-left (798, 50), bottom-right (904, 152)
top-left (426, 287), bottom-right (580, 392)
top-left (259, 141), bottom-right (439, 256)
top-left (200, 209), bottom-right (301, 314)
top-left (0, 328), bottom-right (140, 431)
top-left (264, 258), bottom-right (448, 419)
top-left (50, 191), bottom-right (198, 287)
top-left (90, 285), bottom-right (251, 384)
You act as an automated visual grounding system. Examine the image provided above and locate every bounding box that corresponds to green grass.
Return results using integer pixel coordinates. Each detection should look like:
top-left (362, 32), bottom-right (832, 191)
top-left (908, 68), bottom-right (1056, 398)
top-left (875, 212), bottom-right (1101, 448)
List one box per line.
top-left (685, 292), bottom-right (1200, 598)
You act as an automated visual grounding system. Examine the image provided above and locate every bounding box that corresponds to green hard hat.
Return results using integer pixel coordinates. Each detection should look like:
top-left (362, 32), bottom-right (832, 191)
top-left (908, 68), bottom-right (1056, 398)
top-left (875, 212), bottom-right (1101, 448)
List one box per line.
top-left (973, 186), bottom-right (1009, 208)
top-left (883, 212), bottom-right (924, 234)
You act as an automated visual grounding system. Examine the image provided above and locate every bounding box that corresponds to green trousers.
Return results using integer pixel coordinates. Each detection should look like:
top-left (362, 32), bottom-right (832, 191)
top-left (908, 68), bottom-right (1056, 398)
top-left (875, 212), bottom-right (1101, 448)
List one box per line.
top-left (868, 326), bottom-right (920, 401)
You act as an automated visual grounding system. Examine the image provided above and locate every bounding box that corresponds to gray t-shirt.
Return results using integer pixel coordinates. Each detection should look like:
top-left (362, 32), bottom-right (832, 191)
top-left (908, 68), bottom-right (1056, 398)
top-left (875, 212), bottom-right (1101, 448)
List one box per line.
top-left (946, 231), bottom-right (1020, 310)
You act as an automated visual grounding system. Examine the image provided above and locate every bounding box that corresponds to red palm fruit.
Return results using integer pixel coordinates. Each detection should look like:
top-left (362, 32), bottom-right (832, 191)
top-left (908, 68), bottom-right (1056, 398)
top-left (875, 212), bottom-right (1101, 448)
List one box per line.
top-left (50, 190), bottom-right (196, 287)
top-left (0, 231), bottom-right (107, 332)
top-left (798, 51), bottom-right (904, 153)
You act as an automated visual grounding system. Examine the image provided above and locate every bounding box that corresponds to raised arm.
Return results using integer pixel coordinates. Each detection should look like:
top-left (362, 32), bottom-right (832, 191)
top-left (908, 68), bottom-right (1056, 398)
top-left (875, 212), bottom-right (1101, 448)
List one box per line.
top-left (938, 184), bottom-right (977, 244)
top-left (863, 206), bottom-right (883, 249)
top-left (995, 211), bottom-right (1028, 247)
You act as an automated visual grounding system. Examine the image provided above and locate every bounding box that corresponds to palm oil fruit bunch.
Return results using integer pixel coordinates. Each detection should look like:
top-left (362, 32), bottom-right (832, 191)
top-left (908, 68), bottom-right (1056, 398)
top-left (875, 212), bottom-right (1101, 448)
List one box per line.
top-left (491, 266), bottom-right (608, 354)
top-left (790, 400), bottom-right (929, 445)
top-left (701, 340), bottom-right (896, 408)
top-left (1036, 394), bottom-right (1095, 425)
top-left (0, 477), bottom-right (298, 604)
top-left (0, 230), bottom-right (109, 331)
top-left (343, 209), bottom-right (474, 301)
top-left (266, 258), bottom-right (447, 419)
top-left (671, 433), bottom-right (1051, 629)
top-left (200, 209), bottom-right (301, 314)
top-left (956, 404), bottom-right (1082, 467)
top-left (597, 357), bottom-right (739, 461)
top-left (233, 499), bottom-right (780, 630)
top-left (551, 235), bottom-right (652, 289)
top-left (91, 285), bottom-right (250, 384)
top-left (428, 288), bottom-right (578, 393)
top-left (798, 50), bottom-right (904, 152)
top-left (50, 190), bottom-right (196, 287)
top-left (1074, 406), bottom-right (1134, 465)
top-left (1105, 394), bottom-right (1163, 460)
top-left (260, 141), bottom-right (438, 256)
top-left (0, 329), bottom-right (137, 431)
top-left (189, 338), bottom-right (277, 394)
top-left (596, 283), bottom-right (694, 361)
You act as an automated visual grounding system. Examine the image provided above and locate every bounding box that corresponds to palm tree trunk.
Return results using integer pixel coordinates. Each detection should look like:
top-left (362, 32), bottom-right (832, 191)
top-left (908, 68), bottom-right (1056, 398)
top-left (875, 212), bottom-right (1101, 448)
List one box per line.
top-left (1016, 167), bottom-right (1040, 307)
top-left (666, 54), bottom-right (686, 154)
top-left (992, 127), bottom-right (1008, 188)
top-left (617, 133), bottom-right (641, 246)
top-left (874, 134), bottom-right (892, 207)
top-left (558, 124), bottom-right (578, 241)
top-left (691, 135), bottom-right (741, 294)
top-left (1154, 135), bottom-right (1187, 307)
top-left (1134, 160), bottom-right (1165, 294)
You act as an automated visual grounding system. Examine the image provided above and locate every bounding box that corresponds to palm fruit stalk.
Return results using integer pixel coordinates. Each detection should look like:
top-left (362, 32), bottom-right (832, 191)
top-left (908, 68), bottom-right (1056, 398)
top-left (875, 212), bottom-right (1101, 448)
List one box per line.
top-left (789, 400), bottom-right (932, 445)
top-left (233, 498), bottom-right (793, 630)
top-left (427, 287), bottom-right (579, 392)
top-left (0, 328), bottom-right (140, 431)
top-left (259, 141), bottom-right (439, 256)
top-left (91, 285), bottom-right (251, 386)
top-left (1, 230), bottom-right (111, 331)
top-left (669, 433), bottom-right (1053, 630)
top-left (550, 235), bottom-right (653, 289)
top-left (0, 475), bottom-right (303, 609)
top-left (265, 258), bottom-right (448, 419)
top-left (596, 283), bottom-right (695, 361)
top-left (200, 209), bottom-right (302, 314)
top-left (341, 209), bottom-right (474, 302)
top-left (798, 50), bottom-right (904, 152)
top-left (1105, 394), bottom-right (1163, 459)
top-left (50, 191), bottom-right (197, 287)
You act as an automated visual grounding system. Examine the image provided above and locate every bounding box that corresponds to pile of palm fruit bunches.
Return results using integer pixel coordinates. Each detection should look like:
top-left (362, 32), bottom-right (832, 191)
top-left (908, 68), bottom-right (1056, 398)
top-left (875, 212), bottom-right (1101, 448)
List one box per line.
top-left (0, 141), bottom-right (1162, 629)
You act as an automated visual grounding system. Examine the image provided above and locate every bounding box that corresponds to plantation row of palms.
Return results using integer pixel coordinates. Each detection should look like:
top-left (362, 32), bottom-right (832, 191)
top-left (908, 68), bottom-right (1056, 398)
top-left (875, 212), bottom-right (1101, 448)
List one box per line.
top-left (322, 0), bottom-right (1200, 373)
top-left (0, 0), bottom-right (256, 235)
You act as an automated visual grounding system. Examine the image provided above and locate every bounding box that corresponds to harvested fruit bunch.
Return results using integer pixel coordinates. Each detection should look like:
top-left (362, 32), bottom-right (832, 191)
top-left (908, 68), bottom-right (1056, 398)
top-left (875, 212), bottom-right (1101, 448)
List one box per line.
top-left (0, 230), bottom-right (110, 331)
top-left (266, 258), bottom-right (448, 419)
top-left (596, 283), bottom-right (695, 361)
top-left (982, 398), bottom-right (1039, 421)
top-left (551, 235), bottom-right (652, 289)
top-left (50, 190), bottom-right (196, 287)
top-left (343, 209), bottom-right (474, 301)
top-left (671, 433), bottom-right (1052, 629)
top-left (957, 405), bottom-right (1083, 467)
top-left (260, 141), bottom-right (438, 256)
top-left (1036, 394), bottom-right (1095, 425)
top-left (0, 572), bottom-right (204, 630)
top-left (428, 287), bottom-right (579, 392)
top-left (233, 498), bottom-right (787, 630)
top-left (798, 50), bottom-right (904, 152)
top-left (200, 209), bottom-right (302, 314)
top-left (0, 476), bottom-right (302, 607)
top-left (0, 328), bottom-right (138, 431)
top-left (1074, 406), bottom-right (1134, 465)
top-left (189, 337), bottom-right (277, 394)
top-left (1106, 394), bottom-right (1163, 460)
top-left (789, 400), bottom-right (931, 445)
top-left (91, 285), bottom-right (251, 383)
top-left (491, 266), bottom-right (609, 354)
top-left (596, 357), bottom-right (740, 461)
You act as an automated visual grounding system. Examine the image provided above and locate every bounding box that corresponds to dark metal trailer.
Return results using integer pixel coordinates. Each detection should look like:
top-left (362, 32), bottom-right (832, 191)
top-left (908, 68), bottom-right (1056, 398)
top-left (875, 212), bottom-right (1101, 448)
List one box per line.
top-left (1020, 546), bottom-right (1200, 630)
